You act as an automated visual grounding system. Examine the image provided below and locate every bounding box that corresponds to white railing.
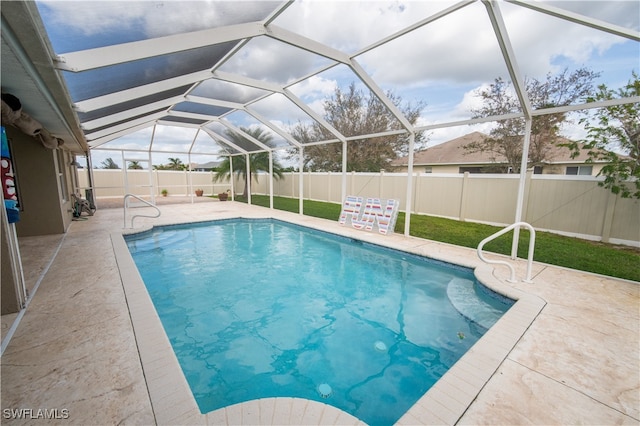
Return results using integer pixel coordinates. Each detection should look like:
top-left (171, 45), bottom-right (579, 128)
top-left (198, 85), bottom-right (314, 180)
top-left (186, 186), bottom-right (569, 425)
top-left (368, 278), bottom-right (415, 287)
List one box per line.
top-left (477, 222), bottom-right (536, 283)
top-left (124, 193), bottom-right (161, 228)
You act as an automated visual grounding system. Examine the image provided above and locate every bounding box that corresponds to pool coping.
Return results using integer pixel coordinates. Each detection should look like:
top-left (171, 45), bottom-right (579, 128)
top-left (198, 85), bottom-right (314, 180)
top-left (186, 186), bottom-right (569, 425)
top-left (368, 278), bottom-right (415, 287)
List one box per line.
top-left (112, 213), bottom-right (546, 425)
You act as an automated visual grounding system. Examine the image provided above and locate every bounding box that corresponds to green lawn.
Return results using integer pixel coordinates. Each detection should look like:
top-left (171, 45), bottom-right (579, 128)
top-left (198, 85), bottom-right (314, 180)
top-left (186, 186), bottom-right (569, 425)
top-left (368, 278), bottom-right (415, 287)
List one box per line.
top-left (235, 195), bottom-right (640, 282)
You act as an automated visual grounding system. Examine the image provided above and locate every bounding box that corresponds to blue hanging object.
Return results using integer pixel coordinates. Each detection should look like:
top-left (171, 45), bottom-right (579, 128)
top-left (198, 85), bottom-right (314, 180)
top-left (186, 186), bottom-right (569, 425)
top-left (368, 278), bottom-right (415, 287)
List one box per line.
top-left (1, 126), bottom-right (20, 223)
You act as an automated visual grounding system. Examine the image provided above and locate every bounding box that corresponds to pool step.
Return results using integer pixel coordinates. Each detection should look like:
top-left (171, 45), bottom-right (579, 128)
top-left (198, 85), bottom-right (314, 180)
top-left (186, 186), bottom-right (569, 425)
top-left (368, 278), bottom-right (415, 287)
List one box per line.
top-left (446, 278), bottom-right (504, 330)
top-left (127, 230), bottom-right (190, 252)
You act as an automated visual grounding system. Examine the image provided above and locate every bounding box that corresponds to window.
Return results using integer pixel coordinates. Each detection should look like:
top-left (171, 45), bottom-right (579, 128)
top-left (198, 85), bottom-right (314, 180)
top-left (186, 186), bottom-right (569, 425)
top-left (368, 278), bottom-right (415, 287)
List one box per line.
top-left (459, 167), bottom-right (482, 174)
top-left (55, 150), bottom-right (68, 202)
top-left (566, 166), bottom-right (592, 176)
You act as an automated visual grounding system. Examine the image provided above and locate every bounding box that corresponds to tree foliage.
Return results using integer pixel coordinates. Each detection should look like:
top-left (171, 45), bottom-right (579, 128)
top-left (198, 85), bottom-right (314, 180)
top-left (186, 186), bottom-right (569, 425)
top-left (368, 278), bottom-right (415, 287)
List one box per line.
top-left (468, 67), bottom-right (600, 172)
top-left (154, 157), bottom-right (186, 170)
top-left (100, 157), bottom-right (120, 169)
top-left (289, 82), bottom-right (426, 172)
top-left (212, 127), bottom-right (285, 196)
top-left (564, 72), bottom-right (640, 198)
top-left (127, 160), bottom-right (143, 170)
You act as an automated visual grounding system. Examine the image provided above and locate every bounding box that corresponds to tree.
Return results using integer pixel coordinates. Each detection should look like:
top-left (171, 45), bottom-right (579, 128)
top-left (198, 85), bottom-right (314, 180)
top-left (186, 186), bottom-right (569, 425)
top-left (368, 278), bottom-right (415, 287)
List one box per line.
top-left (212, 127), bottom-right (285, 197)
top-left (153, 158), bottom-right (186, 170)
top-left (289, 82), bottom-right (426, 172)
top-left (564, 72), bottom-right (640, 198)
top-left (100, 157), bottom-right (120, 169)
top-left (468, 67), bottom-right (600, 173)
top-left (167, 157), bottom-right (185, 171)
top-left (127, 160), bottom-right (143, 170)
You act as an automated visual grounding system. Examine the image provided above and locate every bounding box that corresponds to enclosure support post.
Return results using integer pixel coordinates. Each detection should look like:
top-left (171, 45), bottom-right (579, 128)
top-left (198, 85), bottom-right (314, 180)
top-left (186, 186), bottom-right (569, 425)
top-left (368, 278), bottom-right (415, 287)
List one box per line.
top-left (269, 150), bottom-right (274, 210)
top-left (229, 155), bottom-right (235, 201)
top-left (341, 140), bottom-right (348, 203)
top-left (246, 153), bottom-right (251, 206)
top-left (298, 146), bottom-right (304, 215)
top-left (404, 133), bottom-right (416, 236)
top-left (512, 118), bottom-right (532, 259)
top-left (148, 151), bottom-right (155, 204)
top-left (188, 152), bottom-right (193, 203)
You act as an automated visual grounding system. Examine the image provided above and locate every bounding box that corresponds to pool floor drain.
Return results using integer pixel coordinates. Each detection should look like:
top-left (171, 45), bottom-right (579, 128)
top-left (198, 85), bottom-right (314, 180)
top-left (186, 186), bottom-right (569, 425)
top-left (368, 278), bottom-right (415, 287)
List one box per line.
top-left (374, 340), bottom-right (387, 352)
top-left (318, 383), bottom-right (332, 398)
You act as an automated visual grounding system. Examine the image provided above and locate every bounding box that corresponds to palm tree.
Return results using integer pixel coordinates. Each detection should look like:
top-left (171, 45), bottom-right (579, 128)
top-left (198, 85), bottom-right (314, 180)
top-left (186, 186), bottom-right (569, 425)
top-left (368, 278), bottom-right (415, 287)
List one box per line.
top-left (212, 127), bottom-right (284, 197)
top-left (100, 157), bottom-right (120, 169)
top-left (127, 160), bottom-right (143, 170)
top-left (167, 157), bottom-right (185, 170)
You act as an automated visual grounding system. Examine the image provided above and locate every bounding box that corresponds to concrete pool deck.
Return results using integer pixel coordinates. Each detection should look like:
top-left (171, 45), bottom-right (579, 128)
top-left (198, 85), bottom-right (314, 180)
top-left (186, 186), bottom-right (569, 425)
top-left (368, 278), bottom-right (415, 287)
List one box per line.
top-left (1, 198), bottom-right (638, 425)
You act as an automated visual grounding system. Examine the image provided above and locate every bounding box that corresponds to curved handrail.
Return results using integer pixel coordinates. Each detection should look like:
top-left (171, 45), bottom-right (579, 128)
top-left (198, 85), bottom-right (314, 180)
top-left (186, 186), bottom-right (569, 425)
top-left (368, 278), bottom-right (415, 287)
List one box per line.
top-left (477, 222), bottom-right (536, 283)
top-left (124, 193), bottom-right (161, 228)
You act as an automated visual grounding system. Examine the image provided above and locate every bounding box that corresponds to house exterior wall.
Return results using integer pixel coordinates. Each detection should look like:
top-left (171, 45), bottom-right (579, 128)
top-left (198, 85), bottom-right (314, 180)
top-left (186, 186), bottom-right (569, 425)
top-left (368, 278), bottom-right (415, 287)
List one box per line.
top-left (1, 210), bottom-right (21, 314)
top-left (394, 162), bottom-right (607, 175)
top-left (80, 170), bottom-right (640, 246)
top-left (7, 128), bottom-right (71, 237)
top-left (541, 162), bottom-right (606, 175)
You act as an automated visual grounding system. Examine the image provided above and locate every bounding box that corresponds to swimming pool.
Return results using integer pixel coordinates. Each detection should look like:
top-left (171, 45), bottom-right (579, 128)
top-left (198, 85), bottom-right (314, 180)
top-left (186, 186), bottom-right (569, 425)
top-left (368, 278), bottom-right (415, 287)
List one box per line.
top-left (125, 219), bottom-right (513, 425)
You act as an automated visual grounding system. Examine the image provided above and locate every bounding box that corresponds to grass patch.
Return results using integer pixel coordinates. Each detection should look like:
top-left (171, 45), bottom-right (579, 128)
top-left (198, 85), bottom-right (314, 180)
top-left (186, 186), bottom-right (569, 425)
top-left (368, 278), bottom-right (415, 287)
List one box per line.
top-left (236, 195), bottom-right (640, 282)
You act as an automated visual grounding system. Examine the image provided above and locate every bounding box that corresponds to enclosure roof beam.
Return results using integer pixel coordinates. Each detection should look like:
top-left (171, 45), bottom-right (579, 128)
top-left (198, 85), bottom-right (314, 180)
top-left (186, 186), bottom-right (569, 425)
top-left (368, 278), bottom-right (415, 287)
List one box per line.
top-left (81, 96), bottom-right (184, 131)
top-left (55, 22), bottom-right (266, 72)
top-left (217, 118), bottom-right (273, 152)
top-left (87, 122), bottom-right (155, 148)
top-left (74, 70), bottom-right (212, 113)
top-left (282, 88), bottom-right (348, 143)
top-left (354, 0), bottom-right (476, 57)
top-left (184, 95), bottom-right (245, 110)
top-left (244, 107), bottom-right (302, 148)
top-left (349, 58), bottom-right (415, 132)
top-left (530, 96), bottom-right (640, 116)
top-left (84, 112), bottom-right (165, 141)
top-left (508, 0), bottom-right (640, 42)
top-left (211, 71), bottom-right (284, 94)
top-left (264, 24), bottom-right (351, 64)
top-left (483, 0), bottom-right (532, 119)
top-left (202, 127), bottom-right (248, 154)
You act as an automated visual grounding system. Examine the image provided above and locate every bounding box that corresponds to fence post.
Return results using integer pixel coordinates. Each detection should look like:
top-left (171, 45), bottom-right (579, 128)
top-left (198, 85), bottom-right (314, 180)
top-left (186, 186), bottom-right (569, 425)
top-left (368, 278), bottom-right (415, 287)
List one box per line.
top-left (459, 172), bottom-right (470, 221)
top-left (350, 171), bottom-right (355, 195)
top-left (601, 190), bottom-right (618, 243)
top-left (379, 169), bottom-right (384, 199)
top-left (413, 172), bottom-right (419, 213)
top-left (521, 168), bottom-right (534, 223)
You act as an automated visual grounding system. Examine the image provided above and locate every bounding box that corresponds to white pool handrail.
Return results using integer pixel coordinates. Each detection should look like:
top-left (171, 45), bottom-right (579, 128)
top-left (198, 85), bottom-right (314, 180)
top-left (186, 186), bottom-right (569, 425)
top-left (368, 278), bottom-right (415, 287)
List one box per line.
top-left (477, 221), bottom-right (536, 283)
top-left (123, 193), bottom-right (161, 228)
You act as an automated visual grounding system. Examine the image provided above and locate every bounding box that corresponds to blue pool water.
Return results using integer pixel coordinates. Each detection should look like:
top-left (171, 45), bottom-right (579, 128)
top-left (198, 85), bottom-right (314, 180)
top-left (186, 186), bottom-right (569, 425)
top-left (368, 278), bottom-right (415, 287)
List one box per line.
top-left (125, 219), bottom-right (513, 425)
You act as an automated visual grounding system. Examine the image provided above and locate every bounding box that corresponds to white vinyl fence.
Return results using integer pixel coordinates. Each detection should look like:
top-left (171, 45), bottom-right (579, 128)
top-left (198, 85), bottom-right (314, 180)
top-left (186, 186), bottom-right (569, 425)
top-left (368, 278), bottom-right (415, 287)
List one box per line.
top-left (78, 169), bottom-right (640, 247)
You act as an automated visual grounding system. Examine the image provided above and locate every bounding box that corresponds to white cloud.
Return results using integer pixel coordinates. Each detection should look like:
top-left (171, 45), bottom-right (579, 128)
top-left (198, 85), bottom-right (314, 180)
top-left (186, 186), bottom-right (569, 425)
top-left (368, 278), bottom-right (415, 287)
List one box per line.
top-left (39, 0), bottom-right (637, 157)
top-left (38, 0), bottom-right (280, 39)
top-left (219, 37), bottom-right (329, 85)
top-left (289, 75), bottom-right (337, 101)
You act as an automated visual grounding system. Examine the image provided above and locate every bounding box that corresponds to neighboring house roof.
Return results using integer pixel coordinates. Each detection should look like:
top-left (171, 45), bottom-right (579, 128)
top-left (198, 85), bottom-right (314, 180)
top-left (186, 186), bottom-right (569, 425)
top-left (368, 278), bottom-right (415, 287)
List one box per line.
top-left (391, 131), bottom-right (605, 167)
top-left (191, 161), bottom-right (220, 170)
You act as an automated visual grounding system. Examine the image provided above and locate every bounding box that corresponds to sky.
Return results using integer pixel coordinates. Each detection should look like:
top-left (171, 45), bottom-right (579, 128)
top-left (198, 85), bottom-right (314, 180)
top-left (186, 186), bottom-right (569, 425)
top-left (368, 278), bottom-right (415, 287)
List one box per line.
top-left (35, 0), bottom-right (640, 169)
